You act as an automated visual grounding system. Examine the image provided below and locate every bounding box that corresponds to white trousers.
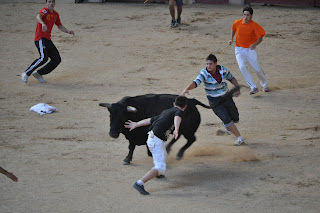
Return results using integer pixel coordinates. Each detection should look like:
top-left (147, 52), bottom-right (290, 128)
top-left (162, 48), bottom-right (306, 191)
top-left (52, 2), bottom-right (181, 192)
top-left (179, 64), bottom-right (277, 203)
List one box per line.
top-left (235, 46), bottom-right (268, 90)
top-left (147, 131), bottom-right (167, 175)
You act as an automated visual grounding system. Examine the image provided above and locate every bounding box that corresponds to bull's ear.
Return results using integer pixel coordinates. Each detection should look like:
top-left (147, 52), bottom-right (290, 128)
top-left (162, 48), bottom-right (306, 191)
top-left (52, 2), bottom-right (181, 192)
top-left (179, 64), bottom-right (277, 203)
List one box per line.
top-left (127, 106), bottom-right (137, 113)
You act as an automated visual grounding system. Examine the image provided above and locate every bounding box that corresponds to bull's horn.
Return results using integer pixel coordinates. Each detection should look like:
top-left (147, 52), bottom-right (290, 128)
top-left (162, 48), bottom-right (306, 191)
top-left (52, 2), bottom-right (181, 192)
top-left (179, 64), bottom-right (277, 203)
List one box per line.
top-left (127, 106), bottom-right (137, 112)
top-left (99, 103), bottom-right (111, 109)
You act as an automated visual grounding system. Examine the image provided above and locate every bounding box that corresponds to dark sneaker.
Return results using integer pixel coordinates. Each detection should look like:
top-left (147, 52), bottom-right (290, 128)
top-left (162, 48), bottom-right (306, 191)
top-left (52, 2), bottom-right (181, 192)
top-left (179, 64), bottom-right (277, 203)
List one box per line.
top-left (170, 20), bottom-right (176, 27)
top-left (176, 17), bottom-right (181, 25)
top-left (250, 87), bottom-right (259, 95)
top-left (133, 182), bottom-right (150, 195)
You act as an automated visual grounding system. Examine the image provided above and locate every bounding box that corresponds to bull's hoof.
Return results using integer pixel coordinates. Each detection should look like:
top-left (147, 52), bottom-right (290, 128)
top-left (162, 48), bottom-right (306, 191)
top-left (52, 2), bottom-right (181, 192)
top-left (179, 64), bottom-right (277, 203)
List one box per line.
top-left (122, 161), bottom-right (131, 165)
top-left (156, 175), bottom-right (165, 178)
top-left (123, 159), bottom-right (131, 165)
top-left (176, 149), bottom-right (185, 160)
top-left (176, 153), bottom-right (183, 160)
top-left (166, 147), bottom-right (171, 153)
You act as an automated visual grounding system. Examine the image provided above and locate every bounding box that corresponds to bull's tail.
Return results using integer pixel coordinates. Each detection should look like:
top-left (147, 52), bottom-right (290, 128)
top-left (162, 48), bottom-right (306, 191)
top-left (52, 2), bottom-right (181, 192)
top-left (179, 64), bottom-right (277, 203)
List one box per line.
top-left (193, 86), bottom-right (241, 109)
top-left (210, 86), bottom-right (241, 108)
top-left (192, 99), bottom-right (211, 109)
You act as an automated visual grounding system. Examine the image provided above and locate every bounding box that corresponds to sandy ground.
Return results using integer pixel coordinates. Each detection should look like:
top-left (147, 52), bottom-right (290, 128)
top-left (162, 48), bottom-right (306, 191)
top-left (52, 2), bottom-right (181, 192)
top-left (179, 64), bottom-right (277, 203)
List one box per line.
top-left (1, 1), bottom-right (320, 212)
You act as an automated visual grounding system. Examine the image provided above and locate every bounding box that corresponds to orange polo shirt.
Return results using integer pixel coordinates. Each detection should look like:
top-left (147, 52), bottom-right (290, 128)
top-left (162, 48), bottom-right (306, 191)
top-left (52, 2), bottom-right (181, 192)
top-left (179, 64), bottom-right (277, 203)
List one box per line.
top-left (232, 19), bottom-right (265, 48)
top-left (34, 7), bottom-right (62, 41)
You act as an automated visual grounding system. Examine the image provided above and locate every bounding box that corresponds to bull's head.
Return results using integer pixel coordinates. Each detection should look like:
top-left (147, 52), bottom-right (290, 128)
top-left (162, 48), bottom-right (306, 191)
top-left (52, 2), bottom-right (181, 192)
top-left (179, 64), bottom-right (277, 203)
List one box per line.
top-left (99, 103), bottom-right (137, 138)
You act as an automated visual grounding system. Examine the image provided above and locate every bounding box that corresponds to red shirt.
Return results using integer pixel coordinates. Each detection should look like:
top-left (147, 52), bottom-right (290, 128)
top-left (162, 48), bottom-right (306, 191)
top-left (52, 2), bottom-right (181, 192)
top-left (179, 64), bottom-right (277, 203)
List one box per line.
top-left (207, 66), bottom-right (222, 84)
top-left (34, 7), bottom-right (62, 41)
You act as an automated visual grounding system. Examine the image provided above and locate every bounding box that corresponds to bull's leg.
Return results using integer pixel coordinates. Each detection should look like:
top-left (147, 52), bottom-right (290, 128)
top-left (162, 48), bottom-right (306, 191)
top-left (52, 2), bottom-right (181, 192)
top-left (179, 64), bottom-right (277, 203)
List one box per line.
top-left (176, 134), bottom-right (196, 160)
top-left (166, 135), bottom-right (180, 154)
top-left (123, 143), bottom-right (135, 165)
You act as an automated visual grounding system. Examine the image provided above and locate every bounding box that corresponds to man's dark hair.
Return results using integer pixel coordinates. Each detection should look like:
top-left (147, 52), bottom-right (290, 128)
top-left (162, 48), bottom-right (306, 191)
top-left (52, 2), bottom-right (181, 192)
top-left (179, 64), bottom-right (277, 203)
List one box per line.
top-left (175, 96), bottom-right (188, 108)
top-left (243, 7), bottom-right (253, 15)
top-left (206, 54), bottom-right (217, 62)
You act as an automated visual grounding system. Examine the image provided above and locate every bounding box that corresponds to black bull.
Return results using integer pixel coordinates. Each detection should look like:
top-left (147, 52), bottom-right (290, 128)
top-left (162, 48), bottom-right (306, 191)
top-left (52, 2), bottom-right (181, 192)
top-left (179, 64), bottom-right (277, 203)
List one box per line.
top-left (99, 94), bottom-right (211, 165)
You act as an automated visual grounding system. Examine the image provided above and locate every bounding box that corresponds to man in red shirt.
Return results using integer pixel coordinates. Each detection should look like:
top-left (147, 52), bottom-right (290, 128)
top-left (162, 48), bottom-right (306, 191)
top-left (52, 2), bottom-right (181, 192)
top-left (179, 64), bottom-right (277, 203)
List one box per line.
top-left (229, 7), bottom-right (269, 95)
top-left (21, 0), bottom-right (74, 83)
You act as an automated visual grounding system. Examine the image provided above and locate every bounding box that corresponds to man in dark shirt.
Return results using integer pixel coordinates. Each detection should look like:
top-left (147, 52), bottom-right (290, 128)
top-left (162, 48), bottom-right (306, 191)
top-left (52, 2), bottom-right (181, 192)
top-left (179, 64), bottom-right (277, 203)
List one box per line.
top-left (124, 96), bottom-right (187, 195)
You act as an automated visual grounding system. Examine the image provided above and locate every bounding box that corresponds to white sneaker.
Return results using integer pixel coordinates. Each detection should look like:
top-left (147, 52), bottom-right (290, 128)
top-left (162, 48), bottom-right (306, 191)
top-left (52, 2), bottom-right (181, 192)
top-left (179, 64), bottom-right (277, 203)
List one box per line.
top-left (250, 87), bottom-right (259, 95)
top-left (234, 138), bottom-right (244, 146)
top-left (262, 87), bottom-right (269, 92)
top-left (32, 71), bottom-right (46, 83)
top-left (21, 72), bottom-right (28, 83)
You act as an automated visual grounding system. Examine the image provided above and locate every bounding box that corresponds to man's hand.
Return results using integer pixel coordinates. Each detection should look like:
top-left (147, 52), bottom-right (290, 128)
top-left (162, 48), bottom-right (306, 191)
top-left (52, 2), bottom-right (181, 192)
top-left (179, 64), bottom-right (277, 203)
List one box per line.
top-left (173, 129), bottom-right (179, 139)
top-left (249, 44), bottom-right (256, 50)
top-left (6, 172), bottom-right (18, 182)
top-left (42, 23), bottom-right (47, 32)
top-left (181, 90), bottom-right (189, 96)
top-left (124, 120), bottom-right (137, 131)
top-left (234, 89), bottom-right (241, 97)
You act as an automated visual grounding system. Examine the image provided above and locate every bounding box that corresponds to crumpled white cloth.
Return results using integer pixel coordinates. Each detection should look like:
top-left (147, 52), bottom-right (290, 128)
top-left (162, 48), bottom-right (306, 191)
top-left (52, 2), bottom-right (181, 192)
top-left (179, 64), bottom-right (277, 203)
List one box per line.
top-left (30, 103), bottom-right (57, 115)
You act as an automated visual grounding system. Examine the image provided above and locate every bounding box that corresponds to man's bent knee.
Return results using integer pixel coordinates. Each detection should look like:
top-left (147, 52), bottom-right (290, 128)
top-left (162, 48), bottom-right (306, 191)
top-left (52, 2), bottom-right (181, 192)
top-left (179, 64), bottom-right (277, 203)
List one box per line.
top-left (155, 168), bottom-right (166, 176)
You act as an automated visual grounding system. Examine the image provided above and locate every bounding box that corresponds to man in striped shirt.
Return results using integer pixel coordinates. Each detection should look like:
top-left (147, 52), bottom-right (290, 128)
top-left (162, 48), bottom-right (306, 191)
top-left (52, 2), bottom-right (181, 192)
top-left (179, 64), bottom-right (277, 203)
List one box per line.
top-left (181, 54), bottom-right (244, 146)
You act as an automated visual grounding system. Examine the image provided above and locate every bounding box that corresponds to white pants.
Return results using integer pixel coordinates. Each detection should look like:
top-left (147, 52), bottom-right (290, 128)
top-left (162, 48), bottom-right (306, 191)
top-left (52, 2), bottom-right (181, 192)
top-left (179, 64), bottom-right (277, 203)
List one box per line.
top-left (235, 46), bottom-right (268, 90)
top-left (147, 131), bottom-right (167, 176)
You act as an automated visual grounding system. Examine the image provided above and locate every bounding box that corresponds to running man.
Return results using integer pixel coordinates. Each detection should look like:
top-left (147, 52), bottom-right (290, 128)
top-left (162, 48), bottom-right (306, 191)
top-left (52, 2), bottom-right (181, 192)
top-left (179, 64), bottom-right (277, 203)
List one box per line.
top-left (21, 0), bottom-right (74, 83)
top-left (181, 54), bottom-right (244, 146)
top-left (229, 7), bottom-right (269, 95)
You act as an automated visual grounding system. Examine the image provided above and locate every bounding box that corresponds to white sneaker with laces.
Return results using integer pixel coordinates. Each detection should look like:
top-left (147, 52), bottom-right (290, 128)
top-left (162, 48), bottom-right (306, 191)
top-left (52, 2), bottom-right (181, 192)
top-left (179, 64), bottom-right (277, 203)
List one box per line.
top-left (32, 71), bottom-right (46, 83)
top-left (21, 72), bottom-right (28, 83)
top-left (234, 138), bottom-right (244, 146)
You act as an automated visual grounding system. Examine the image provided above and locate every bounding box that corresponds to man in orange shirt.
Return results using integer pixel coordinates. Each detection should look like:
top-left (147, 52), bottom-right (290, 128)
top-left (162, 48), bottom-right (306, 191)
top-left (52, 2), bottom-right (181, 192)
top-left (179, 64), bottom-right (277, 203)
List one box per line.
top-left (21, 0), bottom-right (74, 83)
top-left (229, 7), bottom-right (269, 95)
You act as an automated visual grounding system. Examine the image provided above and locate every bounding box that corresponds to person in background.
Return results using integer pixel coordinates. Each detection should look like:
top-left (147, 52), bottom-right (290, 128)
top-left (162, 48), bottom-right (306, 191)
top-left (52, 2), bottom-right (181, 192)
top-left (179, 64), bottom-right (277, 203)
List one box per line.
top-left (229, 7), bottom-right (269, 95)
top-left (21, 0), bottom-right (74, 83)
top-left (169, 0), bottom-right (183, 27)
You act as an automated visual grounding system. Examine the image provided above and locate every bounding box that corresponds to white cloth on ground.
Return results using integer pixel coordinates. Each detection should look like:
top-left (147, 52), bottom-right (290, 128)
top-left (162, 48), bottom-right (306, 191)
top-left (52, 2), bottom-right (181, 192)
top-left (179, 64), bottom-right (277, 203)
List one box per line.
top-left (30, 103), bottom-right (57, 115)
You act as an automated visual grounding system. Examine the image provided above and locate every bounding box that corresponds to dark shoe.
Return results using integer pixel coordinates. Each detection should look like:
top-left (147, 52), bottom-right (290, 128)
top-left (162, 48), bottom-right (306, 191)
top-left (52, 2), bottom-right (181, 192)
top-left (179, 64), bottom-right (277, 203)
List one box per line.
top-left (170, 20), bottom-right (176, 27)
top-left (133, 182), bottom-right (150, 195)
top-left (176, 17), bottom-right (181, 25)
